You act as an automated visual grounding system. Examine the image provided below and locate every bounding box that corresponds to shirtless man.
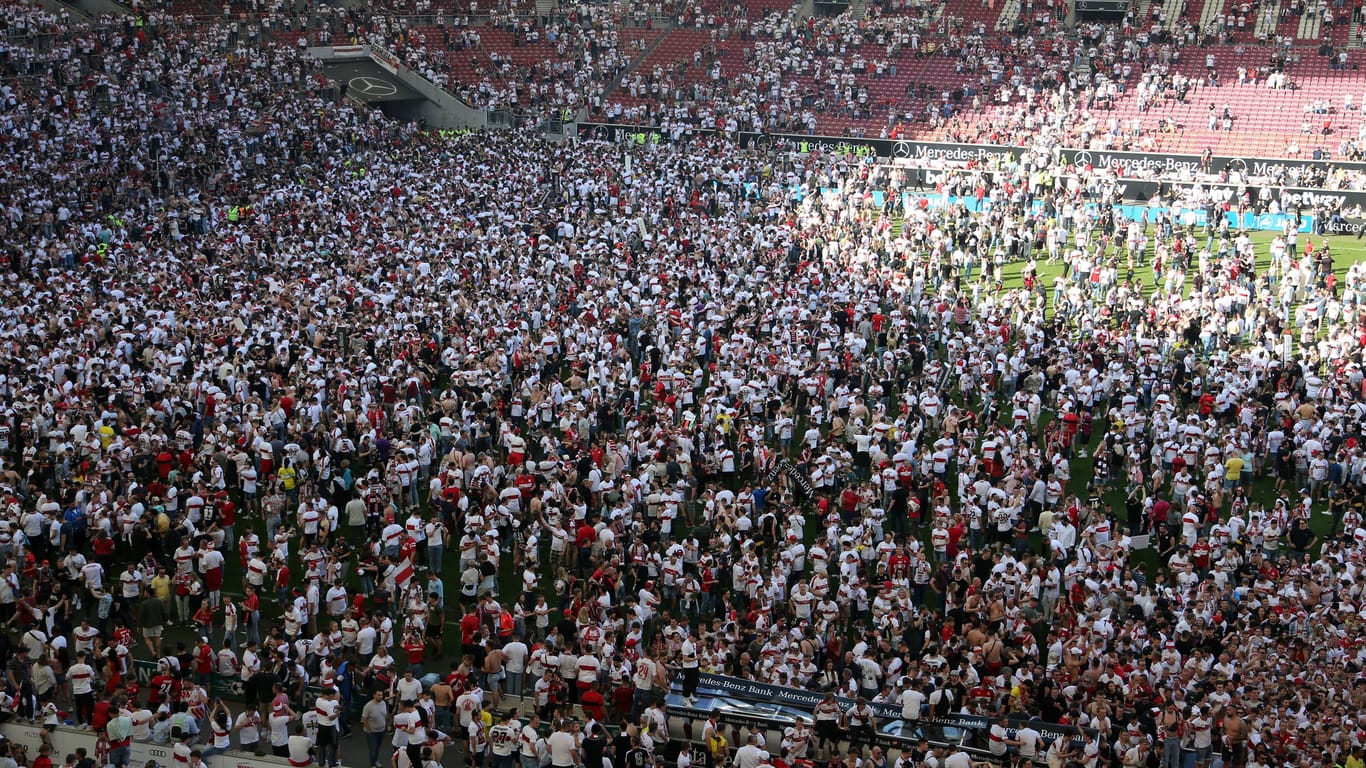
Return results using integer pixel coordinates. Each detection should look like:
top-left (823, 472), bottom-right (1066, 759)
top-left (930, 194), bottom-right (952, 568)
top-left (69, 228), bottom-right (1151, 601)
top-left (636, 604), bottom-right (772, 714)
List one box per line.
top-left (1158, 703), bottom-right (1184, 768)
top-left (483, 645), bottom-right (508, 709)
top-left (1223, 703), bottom-right (1249, 768)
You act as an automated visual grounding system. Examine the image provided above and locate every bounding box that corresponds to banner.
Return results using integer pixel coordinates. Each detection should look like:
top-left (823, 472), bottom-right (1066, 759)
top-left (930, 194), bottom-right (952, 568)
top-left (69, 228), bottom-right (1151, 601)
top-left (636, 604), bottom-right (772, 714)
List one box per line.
top-left (1324, 216), bottom-right (1366, 234)
top-left (762, 456), bottom-right (816, 498)
top-left (578, 122), bottom-right (1366, 175)
top-left (902, 192), bottom-right (1316, 232)
top-left (671, 670), bottom-right (1095, 746)
top-left (1074, 0), bottom-right (1130, 19)
top-left (370, 44), bottom-right (401, 74)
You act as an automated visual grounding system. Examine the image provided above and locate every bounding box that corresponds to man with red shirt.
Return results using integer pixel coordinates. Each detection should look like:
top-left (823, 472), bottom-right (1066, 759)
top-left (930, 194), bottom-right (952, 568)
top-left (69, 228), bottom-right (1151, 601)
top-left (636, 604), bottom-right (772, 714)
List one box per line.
top-left (888, 546), bottom-right (911, 579)
top-left (460, 610), bottom-right (481, 649)
top-left (580, 686), bottom-right (606, 722)
top-left (575, 522), bottom-right (596, 569)
top-left (216, 492), bottom-right (236, 548)
top-left (402, 631), bottom-right (426, 677)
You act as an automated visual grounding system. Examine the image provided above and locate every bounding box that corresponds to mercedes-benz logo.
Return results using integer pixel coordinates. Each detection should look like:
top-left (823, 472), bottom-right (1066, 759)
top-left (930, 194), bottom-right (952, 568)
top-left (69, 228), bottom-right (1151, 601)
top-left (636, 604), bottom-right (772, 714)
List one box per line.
top-left (892, 141), bottom-right (913, 159)
top-left (1073, 150), bottom-right (1093, 166)
top-left (348, 76), bottom-right (397, 97)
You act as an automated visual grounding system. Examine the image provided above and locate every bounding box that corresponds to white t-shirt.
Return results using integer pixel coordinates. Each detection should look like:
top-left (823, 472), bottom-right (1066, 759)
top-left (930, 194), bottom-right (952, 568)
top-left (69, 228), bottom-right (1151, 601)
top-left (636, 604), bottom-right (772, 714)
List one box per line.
top-left (269, 713), bottom-right (291, 746)
top-left (129, 709), bottom-right (154, 741)
top-left (900, 688), bottom-right (925, 721)
top-left (680, 639), bottom-right (699, 669)
top-left (235, 711), bottom-right (261, 744)
top-left (520, 724), bottom-right (540, 758)
top-left (1017, 726), bottom-right (1041, 758)
top-left (547, 731), bottom-right (577, 767)
top-left (315, 697), bottom-right (340, 727)
top-left (119, 568), bottom-right (142, 598)
top-left (392, 710), bottom-right (417, 747)
top-left (943, 752), bottom-right (973, 768)
top-left (68, 662), bottom-right (95, 695)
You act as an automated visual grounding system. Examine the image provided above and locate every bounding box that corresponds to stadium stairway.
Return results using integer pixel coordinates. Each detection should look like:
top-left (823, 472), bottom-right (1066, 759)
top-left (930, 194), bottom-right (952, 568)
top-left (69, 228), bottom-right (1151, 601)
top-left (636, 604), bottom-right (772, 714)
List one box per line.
top-left (33, 0), bottom-right (91, 17)
top-left (1153, 0), bottom-right (1186, 32)
top-left (1253, 1), bottom-right (1278, 38)
top-left (50, 0), bottom-right (131, 15)
top-left (598, 27), bottom-right (672, 105)
top-left (617, 27), bottom-right (715, 86)
top-left (996, 0), bottom-right (1021, 31)
top-left (1299, 5), bottom-right (1321, 39)
top-left (1196, 0), bottom-right (1225, 31)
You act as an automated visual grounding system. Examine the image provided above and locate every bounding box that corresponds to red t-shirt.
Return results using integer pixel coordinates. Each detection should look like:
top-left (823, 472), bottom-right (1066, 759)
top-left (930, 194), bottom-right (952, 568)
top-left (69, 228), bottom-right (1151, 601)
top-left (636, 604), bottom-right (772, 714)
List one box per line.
top-left (404, 640), bottom-right (424, 664)
top-left (460, 613), bottom-right (480, 645)
top-left (580, 689), bottom-right (606, 721)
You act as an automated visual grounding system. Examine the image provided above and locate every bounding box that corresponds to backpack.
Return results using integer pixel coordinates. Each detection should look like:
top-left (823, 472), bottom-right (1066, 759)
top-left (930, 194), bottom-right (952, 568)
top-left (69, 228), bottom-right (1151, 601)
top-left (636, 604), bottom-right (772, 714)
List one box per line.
top-left (931, 687), bottom-right (953, 717)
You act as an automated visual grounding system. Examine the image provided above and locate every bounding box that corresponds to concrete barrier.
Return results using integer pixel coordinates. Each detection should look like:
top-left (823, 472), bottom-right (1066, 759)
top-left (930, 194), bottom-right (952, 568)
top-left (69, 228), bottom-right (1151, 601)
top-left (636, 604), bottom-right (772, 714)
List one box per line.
top-left (0, 723), bottom-right (292, 768)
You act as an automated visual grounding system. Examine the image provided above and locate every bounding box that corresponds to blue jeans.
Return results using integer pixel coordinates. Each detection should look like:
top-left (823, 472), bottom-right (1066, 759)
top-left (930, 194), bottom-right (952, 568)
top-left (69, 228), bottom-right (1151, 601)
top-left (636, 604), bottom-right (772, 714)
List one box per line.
top-left (367, 732), bottom-right (385, 767)
top-left (109, 746), bottom-right (131, 768)
top-left (631, 687), bottom-right (653, 719)
top-left (428, 544), bottom-right (444, 574)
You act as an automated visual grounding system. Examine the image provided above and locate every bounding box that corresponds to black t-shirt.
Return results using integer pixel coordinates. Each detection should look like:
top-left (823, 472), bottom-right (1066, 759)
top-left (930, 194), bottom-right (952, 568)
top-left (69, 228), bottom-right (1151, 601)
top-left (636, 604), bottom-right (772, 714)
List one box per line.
top-left (372, 588), bottom-right (391, 609)
top-left (1288, 525), bottom-right (1314, 551)
top-left (625, 748), bottom-right (649, 768)
top-left (583, 735), bottom-right (607, 768)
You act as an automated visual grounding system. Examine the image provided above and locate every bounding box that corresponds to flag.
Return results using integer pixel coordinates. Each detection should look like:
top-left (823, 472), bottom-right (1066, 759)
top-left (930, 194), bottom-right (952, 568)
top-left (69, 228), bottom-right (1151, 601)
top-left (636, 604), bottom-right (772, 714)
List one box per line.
top-left (393, 557), bottom-right (414, 592)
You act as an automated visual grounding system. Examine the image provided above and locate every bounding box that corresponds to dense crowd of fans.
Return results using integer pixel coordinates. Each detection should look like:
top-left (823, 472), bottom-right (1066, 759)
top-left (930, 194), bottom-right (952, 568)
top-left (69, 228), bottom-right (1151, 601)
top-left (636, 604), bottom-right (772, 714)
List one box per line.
top-left (4, 5), bottom-right (1366, 768)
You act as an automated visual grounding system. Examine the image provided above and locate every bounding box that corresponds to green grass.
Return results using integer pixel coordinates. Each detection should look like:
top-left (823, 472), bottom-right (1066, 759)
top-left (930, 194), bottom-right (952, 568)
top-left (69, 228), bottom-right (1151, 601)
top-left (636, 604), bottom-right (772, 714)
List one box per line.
top-left (161, 223), bottom-right (1366, 669)
top-left (925, 222), bottom-right (1365, 571)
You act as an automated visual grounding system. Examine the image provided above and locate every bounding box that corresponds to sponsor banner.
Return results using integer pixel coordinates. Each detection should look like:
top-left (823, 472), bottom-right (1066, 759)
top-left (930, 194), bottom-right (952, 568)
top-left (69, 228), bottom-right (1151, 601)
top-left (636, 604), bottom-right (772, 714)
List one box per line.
top-left (1074, 0), bottom-right (1130, 14)
top-left (672, 671), bottom-right (1094, 746)
top-left (578, 123), bottom-right (1366, 212)
top-left (1153, 180), bottom-right (1366, 210)
top-left (580, 123), bottom-right (1366, 175)
top-left (762, 456), bottom-right (815, 498)
top-left (370, 44), bottom-right (401, 74)
top-left (578, 122), bottom-right (674, 146)
top-left (669, 703), bottom-right (923, 751)
top-left (1324, 216), bottom-right (1366, 234)
top-left (902, 192), bottom-right (1316, 232)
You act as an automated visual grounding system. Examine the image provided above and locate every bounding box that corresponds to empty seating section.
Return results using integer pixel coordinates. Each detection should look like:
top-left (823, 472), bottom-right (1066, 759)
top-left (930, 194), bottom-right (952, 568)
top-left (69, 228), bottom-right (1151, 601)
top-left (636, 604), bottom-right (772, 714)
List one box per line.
top-left (942, 0), bottom-right (1005, 30)
top-left (693, 0), bottom-right (799, 19)
top-left (634, 27), bottom-right (715, 73)
top-left (166, 0), bottom-right (211, 16)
